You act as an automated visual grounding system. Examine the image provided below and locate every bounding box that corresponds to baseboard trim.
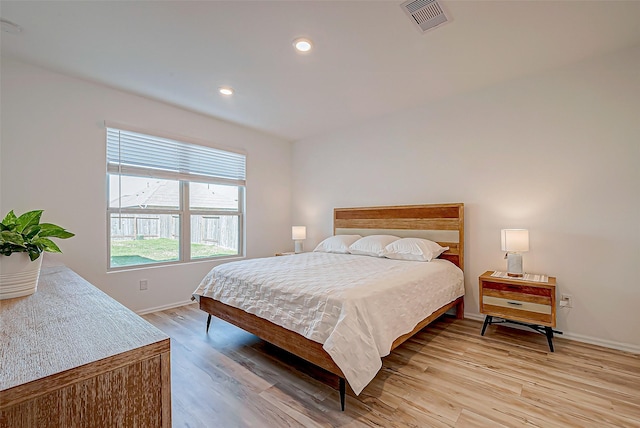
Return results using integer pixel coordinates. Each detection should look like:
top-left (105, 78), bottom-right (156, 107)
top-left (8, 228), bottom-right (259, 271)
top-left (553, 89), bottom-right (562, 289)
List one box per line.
top-left (464, 313), bottom-right (640, 354)
top-left (136, 299), bottom-right (195, 316)
top-left (558, 331), bottom-right (640, 354)
top-left (462, 313), bottom-right (485, 322)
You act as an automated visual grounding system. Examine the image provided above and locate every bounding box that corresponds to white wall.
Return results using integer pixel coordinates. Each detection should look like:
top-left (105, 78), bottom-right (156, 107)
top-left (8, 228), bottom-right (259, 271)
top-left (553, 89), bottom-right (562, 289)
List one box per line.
top-left (292, 46), bottom-right (640, 351)
top-left (1, 58), bottom-right (292, 313)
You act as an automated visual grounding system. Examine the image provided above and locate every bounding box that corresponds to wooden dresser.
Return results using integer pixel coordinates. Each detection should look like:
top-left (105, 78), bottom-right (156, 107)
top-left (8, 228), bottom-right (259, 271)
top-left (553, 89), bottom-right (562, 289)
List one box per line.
top-left (0, 266), bottom-right (171, 427)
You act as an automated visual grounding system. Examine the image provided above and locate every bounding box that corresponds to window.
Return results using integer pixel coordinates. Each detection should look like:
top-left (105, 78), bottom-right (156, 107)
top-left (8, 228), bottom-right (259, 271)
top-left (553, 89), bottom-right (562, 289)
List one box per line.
top-left (106, 126), bottom-right (245, 269)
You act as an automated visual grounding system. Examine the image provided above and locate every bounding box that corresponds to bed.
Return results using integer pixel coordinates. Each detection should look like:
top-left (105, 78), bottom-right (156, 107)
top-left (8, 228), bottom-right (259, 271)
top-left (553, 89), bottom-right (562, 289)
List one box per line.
top-left (192, 203), bottom-right (465, 410)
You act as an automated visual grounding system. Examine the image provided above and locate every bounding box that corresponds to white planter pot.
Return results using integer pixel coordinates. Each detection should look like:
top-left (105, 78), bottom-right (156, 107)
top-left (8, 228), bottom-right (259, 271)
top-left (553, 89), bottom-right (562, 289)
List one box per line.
top-left (0, 253), bottom-right (43, 300)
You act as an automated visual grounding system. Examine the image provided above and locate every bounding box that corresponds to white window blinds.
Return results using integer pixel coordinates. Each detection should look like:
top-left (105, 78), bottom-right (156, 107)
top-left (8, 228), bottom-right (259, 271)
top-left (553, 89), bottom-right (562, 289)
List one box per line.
top-left (106, 127), bottom-right (246, 186)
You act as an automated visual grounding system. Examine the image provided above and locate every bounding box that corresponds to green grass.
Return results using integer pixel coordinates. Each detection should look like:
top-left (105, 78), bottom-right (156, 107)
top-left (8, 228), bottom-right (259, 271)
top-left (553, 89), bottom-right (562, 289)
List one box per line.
top-left (110, 238), bottom-right (237, 267)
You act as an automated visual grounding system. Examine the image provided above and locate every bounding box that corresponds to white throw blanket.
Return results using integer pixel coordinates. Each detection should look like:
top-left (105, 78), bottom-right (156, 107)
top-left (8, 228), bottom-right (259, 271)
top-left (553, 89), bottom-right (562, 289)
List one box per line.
top-left (192, 252), bottom-right (464, 394)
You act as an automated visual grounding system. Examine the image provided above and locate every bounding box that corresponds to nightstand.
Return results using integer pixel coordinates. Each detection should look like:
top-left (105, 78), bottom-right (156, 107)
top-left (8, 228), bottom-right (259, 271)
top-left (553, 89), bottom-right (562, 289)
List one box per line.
top-left (479, 270), bottom-right (561, 351)
top-left (275, 252), bottom-right (296, 256)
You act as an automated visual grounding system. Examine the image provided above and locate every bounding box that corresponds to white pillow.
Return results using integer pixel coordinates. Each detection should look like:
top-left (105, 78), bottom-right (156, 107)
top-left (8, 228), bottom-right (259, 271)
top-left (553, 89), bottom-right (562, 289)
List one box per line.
top-left (383, 238), bottom-right (448, 262)
top-left (349, 235), bottom-right (400, 257)
top-left (313, 235), bottom-right (362, 254)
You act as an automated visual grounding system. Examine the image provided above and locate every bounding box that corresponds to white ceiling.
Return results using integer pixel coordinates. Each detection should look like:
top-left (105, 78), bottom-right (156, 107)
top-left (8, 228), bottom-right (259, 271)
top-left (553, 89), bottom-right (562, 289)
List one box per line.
top-left (2, 1), bottom-right (640, 141)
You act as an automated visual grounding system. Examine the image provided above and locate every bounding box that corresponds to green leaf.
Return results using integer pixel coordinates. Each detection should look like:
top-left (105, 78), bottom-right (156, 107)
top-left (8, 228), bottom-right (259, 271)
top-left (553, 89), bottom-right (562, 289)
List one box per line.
top-left (1, 244), bottom-right (29, 256)
top-left (38, 223), bottom-right (74, 239)
top-left (23, 225), bottom-right (42, 239)
top-left (16, 210), bottom-right (43, 233)
top-left (0, 230), bottom-right (26, 247)
top-left (33, 237), bottom-right (62, 253)
top-left (28, 250), bottom-right (41, 261)
top-left (1, 210), bottom-right (18, 228)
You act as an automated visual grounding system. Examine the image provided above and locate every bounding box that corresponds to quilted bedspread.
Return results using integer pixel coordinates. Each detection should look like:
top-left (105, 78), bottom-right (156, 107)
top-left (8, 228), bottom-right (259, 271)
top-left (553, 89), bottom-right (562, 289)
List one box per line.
top-left (192, 252), bottom-right (464, 395)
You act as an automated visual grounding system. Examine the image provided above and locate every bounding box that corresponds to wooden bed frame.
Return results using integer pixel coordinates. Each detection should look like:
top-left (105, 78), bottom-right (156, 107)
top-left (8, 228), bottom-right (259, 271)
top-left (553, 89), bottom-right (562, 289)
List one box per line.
top-left (199, 203), bottom-right (464, 410)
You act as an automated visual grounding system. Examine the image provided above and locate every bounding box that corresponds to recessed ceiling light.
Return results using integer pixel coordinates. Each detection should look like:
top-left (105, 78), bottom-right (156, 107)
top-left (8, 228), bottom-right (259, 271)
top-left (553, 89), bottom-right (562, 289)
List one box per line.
top-left (218, 86), bottom-right (234, 96)
top-left (293, 38), bottom-right (313, 53)
top-left (1, 18), bottom-right (23, 34)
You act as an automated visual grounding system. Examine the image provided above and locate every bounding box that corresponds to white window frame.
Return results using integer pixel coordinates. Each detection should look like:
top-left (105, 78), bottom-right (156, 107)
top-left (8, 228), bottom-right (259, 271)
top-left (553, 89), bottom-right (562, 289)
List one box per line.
top-left (106, 123), bottom-right (246, 271)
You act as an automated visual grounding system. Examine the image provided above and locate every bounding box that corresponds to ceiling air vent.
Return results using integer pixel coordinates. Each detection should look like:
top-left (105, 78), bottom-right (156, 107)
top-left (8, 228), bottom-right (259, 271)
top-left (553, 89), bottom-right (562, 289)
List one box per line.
top-left (401, 0), bottom-right (449, 33)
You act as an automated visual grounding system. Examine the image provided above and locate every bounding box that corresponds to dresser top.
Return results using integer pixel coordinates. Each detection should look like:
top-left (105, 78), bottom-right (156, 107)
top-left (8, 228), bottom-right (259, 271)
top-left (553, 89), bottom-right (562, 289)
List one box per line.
top-left (0, 266), bottom-right (169, 392)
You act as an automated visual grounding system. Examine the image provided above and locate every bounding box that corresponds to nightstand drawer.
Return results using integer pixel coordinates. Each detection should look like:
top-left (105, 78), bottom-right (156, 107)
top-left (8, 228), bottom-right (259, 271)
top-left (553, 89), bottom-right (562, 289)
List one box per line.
top-left (482, 287), bottom-right (551, 306)
top-left (482, 281), bottom-right (552, 298)
top-left (483, 296), bottom-right (551, 315)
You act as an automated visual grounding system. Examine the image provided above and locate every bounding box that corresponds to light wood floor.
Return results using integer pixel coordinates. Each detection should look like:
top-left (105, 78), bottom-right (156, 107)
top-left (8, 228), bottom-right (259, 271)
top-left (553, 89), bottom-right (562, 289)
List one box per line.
top-left (143, 304), bottom-right (640, 427)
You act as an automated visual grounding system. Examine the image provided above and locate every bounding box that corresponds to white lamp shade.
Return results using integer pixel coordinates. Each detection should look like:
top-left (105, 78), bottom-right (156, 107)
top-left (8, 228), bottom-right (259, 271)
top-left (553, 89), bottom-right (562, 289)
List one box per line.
top-left (501, 229), bottom-right (529, 252)
top-left (292, 226), bottom-right (306, 240)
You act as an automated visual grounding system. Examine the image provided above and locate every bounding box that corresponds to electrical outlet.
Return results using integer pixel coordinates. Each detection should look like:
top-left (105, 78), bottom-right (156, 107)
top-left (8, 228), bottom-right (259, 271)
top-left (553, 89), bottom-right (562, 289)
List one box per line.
top-left (560, 293), bottom-right (573, 308)
top-left (139, 279), bottom-right (148, 291)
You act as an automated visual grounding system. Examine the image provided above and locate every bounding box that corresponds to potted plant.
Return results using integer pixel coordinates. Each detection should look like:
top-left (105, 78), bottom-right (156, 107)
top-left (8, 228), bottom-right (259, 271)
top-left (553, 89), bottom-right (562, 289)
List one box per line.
top-left (0, 210), bottom-right (74, 299)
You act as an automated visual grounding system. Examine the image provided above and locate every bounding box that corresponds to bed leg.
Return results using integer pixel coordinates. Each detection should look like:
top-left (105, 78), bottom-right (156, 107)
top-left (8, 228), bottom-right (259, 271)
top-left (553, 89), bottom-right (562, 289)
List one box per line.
top-left (206, 314), bottom-right (212, 333)
top-left (456, 298), bottom-right (464, 319)
top-left (339, 377), bottom-right (346, 411)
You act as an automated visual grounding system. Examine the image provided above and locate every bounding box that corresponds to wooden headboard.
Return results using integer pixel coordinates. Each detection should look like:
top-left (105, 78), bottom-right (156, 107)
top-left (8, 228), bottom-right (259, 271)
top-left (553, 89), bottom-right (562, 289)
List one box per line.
top-left (333, 203), bottom-right (464, 271)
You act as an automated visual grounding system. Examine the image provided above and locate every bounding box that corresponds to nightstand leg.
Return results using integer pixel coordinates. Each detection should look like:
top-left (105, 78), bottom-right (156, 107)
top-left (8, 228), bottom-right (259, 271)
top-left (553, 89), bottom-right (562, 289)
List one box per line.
top-left (545, 327), bottom-right (554, 352)
top-left (206, 314), bottom-right (212, 333)
top-left (481, 315), bottom-right (492, 336)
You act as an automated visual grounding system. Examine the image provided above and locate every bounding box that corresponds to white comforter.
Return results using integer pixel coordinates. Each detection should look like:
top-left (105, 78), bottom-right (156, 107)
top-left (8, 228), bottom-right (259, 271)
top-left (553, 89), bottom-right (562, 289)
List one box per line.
top-left (192, 252), bottom-right (464, 395)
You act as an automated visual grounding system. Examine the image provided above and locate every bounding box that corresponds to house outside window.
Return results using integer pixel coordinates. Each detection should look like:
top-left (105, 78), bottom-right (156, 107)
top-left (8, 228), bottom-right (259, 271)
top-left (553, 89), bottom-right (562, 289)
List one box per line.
top-left (106, 125), bottom-right (245, 270)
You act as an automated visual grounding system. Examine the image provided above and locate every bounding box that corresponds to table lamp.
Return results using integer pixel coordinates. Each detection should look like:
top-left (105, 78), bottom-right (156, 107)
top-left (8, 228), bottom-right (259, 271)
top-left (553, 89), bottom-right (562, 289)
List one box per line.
top-left (501, 229), bottom-right (529, 277)
top-left (292, 226), bottom-right (306, 253)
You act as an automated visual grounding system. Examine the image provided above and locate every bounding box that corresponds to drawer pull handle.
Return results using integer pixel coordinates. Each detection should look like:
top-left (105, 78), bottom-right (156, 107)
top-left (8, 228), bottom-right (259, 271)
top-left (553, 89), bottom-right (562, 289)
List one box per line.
top-left (507, 301), bottom-right (523, 306)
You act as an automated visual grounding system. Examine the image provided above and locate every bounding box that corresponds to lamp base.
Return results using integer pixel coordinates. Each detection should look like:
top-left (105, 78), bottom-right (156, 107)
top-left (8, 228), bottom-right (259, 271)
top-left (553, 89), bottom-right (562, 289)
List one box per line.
top-left (294, 241), bottom-right (303, 254)
top-left (506, 252), bottom-right (524, 277)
